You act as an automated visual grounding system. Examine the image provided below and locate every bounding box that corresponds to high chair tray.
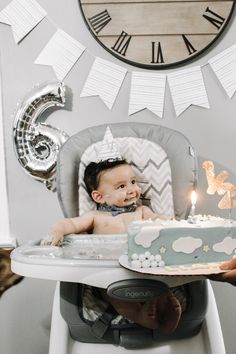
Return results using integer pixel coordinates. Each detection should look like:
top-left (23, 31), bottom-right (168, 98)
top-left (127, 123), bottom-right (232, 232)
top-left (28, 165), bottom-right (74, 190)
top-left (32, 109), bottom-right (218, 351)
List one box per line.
top-left (11, 239), bottom-right (206, 287)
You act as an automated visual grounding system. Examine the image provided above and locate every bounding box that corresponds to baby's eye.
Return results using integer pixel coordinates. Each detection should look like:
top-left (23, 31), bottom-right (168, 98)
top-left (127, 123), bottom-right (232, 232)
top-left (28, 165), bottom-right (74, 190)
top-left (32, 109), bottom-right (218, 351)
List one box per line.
top-left (131, 179), bottom-right (137, 184)
top-left (118, 184), bottom-right (125, 189)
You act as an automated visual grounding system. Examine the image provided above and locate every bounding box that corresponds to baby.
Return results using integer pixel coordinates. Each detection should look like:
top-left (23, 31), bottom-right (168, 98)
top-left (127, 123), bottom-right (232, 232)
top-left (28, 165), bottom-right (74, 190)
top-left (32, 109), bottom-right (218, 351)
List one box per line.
top-left (50, 159), bottom-right (185, 334)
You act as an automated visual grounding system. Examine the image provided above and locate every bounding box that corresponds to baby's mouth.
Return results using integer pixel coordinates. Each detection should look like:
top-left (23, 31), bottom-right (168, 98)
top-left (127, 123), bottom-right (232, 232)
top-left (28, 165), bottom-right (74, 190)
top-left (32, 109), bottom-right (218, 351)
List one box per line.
top-left (124, 197), bottom-right (137, 204)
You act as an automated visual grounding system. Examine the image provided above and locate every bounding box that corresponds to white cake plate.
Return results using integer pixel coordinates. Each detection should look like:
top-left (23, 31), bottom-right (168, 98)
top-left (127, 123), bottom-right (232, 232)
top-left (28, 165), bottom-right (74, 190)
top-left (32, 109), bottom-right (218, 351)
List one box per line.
top-left (119, 254), bottom-right (227, 276)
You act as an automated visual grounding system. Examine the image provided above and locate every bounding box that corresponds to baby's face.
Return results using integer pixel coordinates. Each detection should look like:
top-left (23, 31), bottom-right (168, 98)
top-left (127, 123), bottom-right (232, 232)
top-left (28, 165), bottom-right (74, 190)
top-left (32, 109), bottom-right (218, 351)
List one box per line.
top-left (97, 164), bottom-right (141, 207)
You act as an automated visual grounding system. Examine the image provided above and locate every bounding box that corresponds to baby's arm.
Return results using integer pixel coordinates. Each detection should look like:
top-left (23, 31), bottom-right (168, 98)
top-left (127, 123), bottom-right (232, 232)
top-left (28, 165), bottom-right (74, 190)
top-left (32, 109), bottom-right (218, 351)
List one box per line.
top-left (50, 211), bottom-right (95, 246)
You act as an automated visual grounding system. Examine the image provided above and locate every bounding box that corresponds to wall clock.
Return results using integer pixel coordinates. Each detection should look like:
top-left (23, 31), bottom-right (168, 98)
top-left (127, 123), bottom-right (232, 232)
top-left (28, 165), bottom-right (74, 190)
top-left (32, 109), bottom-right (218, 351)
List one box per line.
top-left (78, 0), bottom-right (235, 69)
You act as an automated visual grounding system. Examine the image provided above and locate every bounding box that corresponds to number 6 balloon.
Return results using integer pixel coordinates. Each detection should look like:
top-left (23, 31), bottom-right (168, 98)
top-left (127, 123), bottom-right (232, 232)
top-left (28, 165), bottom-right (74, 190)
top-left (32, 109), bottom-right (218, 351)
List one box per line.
top-left (13, 81), bottom-right (69, 191)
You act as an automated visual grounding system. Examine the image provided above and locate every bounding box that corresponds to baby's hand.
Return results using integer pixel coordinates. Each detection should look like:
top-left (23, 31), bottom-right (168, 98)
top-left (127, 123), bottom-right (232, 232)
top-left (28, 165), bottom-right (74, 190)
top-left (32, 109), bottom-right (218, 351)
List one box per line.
top-left (50, 232), bottom-right (64, 247)
top-left (40, 231), bottom-right (63, 246)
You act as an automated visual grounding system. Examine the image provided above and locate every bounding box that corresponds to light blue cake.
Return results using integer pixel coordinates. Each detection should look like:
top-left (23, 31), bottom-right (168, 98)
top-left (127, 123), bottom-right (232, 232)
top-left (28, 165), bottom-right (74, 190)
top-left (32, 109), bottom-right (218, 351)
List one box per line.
top-left (127, 216), bottom-right (236, 269)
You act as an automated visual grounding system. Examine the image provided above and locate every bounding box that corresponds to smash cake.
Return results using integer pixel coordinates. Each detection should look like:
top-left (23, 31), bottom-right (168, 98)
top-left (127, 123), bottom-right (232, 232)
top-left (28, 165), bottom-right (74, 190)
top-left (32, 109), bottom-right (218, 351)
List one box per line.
top-left (127, 215), bottom-right (236, 270)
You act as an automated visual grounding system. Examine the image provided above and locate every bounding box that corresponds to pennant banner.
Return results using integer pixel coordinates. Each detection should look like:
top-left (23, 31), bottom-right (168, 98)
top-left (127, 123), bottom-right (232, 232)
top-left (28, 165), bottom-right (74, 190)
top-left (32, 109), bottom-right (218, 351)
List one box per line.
top-left (80, 57), bottom-right (127, 109)
top-left (1, 1), bottom-right (236, 117)
top-left (35, 29), bottom-right (85, 81)
top-left (208, 43), bottom-right (236, 99)
top-left (168, 66), bottom-right (210, 117)
top-left (0, 0), bottom-right (46, 44)
top-left (129, 72), bottom-right (166, 118)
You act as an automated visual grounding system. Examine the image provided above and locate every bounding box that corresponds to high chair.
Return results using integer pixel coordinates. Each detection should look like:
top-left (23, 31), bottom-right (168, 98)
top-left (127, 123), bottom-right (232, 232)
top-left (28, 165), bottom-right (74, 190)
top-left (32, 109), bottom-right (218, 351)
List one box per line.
top-left (11, 122), bottom-right (225, 354)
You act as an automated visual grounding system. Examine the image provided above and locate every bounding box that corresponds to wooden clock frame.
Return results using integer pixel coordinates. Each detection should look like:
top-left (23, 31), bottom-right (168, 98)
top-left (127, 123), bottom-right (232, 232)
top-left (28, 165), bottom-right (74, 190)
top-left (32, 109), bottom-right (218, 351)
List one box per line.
top-left (78, 0), bottom-right (235, 69)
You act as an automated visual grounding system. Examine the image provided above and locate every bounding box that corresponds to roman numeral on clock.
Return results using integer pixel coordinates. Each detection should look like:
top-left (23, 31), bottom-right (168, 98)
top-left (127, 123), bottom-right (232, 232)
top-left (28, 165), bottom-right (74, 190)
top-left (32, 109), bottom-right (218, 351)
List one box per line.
top-left (151, 42), bottom-right (164, 63)
top-left (111, 31), bottom-right (132, 56)
top-left (182, 35), bottom-right (197, 55)
top-left (88, 10), bottom-right (111, 34)
top-left (203, 7), bottom-right (225, 30)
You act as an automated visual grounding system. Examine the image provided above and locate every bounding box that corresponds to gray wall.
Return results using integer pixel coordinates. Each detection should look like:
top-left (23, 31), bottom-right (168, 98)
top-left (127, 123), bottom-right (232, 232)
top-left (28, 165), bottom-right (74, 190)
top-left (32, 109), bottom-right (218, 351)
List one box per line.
top-left (0, 0), bottom-right (236, 353)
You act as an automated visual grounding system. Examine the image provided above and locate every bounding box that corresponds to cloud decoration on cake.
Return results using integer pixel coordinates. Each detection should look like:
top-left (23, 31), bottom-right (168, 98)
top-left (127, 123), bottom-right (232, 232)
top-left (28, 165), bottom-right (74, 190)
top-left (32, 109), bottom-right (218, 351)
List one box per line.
top-left (213, 237), bottom-right (236, 255)
top-left (172, 237), bottom-right (202, 254)
top-left (134, 226), bottom-right (162, 248)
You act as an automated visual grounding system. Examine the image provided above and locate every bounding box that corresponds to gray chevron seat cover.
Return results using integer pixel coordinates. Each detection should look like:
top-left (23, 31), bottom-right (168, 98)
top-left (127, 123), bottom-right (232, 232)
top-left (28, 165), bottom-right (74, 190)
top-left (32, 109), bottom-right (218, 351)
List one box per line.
top-left (57, 122), bottom-right (196, 221)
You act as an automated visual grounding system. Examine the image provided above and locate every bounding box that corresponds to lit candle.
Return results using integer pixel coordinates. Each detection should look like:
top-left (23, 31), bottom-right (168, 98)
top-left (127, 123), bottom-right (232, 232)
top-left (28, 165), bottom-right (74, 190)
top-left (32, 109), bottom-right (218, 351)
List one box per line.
top-left (228, 190), bottom-right (232, 221)
top-left (190, 190), bottom-right (197, 217)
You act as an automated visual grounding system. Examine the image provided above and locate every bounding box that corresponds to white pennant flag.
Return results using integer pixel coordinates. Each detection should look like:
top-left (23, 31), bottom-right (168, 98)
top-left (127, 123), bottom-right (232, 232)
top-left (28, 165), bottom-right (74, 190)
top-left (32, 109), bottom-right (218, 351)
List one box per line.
top-left (208, 44), bottom-right (236, 99)
top-left (168, 66), bottom-right (209, 117)
top-left (0, 0), bottom-right (46, 44)
top-left (35, 29), bottom-right (85, 81)
top-left (129, 72), bottom-right (166, 118)
top-left (80, 57), bottom-right (127, 109)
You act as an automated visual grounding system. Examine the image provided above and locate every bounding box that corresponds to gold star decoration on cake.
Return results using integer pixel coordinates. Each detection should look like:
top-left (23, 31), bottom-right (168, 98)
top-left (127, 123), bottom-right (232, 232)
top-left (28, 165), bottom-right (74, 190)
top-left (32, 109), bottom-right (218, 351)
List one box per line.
top-left (159, 246), bottom-right (167, 254)
top-left (202, 161), bottom-right (236, 210)
top-left (203, 245), bottom-right (210, 253)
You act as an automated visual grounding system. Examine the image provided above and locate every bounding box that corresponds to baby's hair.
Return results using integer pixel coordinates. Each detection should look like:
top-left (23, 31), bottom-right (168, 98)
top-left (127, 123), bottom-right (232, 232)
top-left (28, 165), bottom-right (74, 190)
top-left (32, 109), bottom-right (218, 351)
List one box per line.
top-left (84, 159), bottom-right (127, 198)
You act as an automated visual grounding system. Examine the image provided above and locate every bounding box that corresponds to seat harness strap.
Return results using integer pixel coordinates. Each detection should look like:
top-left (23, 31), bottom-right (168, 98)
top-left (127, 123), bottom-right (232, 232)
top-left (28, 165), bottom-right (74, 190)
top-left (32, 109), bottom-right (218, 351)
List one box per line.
top-left (91, 309), bottom-right (115, 338)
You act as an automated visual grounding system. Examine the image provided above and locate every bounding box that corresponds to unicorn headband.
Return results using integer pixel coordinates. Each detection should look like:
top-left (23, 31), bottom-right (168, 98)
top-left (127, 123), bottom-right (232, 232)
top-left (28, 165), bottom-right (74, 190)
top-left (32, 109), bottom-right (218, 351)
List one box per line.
top-left (95, 126), bottom-right (123, 162)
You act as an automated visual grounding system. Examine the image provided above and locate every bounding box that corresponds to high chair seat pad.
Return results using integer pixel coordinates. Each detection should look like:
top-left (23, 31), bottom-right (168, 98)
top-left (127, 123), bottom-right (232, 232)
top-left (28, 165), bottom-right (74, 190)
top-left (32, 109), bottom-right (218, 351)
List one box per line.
top-left (57, 122), bottom-right (196, 220)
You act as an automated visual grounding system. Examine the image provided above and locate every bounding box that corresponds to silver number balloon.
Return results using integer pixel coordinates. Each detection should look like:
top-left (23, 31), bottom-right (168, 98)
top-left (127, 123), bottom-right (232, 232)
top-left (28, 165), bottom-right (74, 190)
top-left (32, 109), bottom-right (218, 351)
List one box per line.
top-left (13, 81), bottom-right (69, 191)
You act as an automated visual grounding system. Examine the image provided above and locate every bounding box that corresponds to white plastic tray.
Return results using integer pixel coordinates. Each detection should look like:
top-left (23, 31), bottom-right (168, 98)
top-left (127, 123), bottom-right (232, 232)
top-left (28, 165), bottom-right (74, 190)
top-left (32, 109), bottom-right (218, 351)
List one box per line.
top-left (11, 240), bottom-right (206, 288)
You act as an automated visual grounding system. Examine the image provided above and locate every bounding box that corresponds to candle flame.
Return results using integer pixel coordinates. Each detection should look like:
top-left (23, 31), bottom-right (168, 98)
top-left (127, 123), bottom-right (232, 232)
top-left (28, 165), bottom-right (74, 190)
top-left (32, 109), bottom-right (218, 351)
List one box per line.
top-left (191, 190), bottom-right (197, 205)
